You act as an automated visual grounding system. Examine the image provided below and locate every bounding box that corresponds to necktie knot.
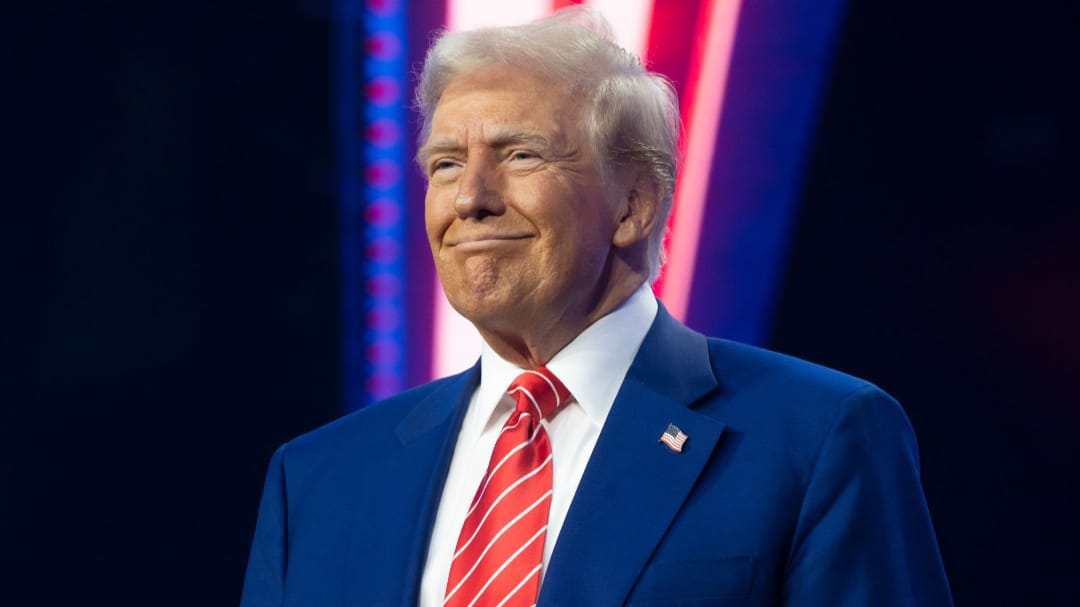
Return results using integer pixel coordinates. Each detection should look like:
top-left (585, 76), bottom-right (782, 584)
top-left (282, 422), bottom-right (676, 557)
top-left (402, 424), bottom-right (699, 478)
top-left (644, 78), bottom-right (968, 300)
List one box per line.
top-left (507, 366), bottom-right (571, 420)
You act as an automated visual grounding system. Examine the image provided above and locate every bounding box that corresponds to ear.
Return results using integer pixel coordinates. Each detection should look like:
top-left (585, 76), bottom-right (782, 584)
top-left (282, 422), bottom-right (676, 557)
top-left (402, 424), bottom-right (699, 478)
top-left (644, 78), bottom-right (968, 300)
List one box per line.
top-left (612, 172), bottom-right (661, 249)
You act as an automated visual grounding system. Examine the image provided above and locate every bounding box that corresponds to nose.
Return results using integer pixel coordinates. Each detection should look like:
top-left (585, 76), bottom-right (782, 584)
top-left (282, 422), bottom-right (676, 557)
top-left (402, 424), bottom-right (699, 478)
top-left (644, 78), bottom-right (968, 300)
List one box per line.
top-left (454, 155), bottom-right (505, 220)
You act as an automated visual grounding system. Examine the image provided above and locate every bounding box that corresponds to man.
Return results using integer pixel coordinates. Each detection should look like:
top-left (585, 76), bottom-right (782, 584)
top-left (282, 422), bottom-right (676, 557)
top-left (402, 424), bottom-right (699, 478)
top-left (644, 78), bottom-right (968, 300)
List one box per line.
top-left (241, 9), bottom-right (952, 606)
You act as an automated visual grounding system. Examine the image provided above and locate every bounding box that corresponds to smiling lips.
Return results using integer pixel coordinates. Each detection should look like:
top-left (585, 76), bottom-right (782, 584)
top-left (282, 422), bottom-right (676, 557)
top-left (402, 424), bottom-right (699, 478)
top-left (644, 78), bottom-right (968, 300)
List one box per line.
top-left (447, 233), bottom-right (532, 249)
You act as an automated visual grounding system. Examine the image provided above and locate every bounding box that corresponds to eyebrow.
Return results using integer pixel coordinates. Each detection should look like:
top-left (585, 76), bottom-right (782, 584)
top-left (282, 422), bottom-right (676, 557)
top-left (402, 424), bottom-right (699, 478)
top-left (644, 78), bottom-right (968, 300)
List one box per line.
top-left (416, 136), bottom-right (461, 166)
top-left (486, 129), bottom-right (553, 150)
top-left (417, 128), bottom-right (554, 165)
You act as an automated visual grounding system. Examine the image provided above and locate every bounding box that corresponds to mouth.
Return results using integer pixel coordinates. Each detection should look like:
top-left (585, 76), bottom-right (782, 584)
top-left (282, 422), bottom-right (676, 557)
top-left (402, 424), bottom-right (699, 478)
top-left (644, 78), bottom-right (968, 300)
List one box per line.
top-left (447, 234), bottom-right (532, 249)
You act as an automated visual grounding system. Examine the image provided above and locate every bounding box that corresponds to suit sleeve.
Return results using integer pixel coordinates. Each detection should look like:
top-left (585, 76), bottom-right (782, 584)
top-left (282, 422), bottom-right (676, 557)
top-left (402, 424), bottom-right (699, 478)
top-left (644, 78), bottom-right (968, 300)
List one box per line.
top-left (239, 446), bottom-right (287, 607)
top-left (783, 386), bottom-right (953, 606)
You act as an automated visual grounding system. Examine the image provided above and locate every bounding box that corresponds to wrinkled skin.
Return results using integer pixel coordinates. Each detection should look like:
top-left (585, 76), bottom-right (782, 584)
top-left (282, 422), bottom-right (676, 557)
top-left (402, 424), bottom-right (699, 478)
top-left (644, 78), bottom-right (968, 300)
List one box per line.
top-left (420, 66), bottom-right (659, 367)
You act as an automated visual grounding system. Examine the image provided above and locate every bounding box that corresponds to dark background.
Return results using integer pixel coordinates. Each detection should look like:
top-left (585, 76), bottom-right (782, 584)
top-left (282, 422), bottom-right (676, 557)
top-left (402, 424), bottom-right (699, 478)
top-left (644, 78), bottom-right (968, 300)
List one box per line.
top-left (5, 0), bottom-right (1077, 604)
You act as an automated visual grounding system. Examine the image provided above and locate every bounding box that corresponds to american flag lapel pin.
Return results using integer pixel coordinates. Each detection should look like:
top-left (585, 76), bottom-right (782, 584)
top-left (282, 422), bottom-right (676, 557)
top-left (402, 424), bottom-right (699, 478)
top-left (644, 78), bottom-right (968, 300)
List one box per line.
top-left (659, 423), bottom-right (688, 453)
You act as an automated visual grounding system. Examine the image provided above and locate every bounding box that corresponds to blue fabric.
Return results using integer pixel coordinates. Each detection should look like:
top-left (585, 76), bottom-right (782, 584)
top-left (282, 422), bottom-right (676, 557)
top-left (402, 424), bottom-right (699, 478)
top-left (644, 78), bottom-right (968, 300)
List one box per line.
top-left (240, 306), bottom-right (952, 606)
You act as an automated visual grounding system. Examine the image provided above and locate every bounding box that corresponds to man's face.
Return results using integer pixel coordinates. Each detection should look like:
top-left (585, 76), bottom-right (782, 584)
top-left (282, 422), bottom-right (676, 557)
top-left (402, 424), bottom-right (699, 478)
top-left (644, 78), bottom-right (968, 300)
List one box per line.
top-left (421, 66), bottom-right (624, 339)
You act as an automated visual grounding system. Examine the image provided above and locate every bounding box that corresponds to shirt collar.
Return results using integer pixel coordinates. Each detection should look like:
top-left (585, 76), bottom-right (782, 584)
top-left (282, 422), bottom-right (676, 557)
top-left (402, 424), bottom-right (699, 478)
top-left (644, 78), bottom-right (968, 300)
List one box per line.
top-left (476, 284), bottom-right (659, 427)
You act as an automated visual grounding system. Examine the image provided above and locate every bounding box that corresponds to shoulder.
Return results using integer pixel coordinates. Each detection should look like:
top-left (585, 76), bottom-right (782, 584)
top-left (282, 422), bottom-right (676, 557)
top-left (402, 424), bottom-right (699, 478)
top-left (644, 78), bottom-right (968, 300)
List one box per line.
top-left (697, 337), bottom-right (915, 471)
top-left (706, 337), bottom-right (881, 401)
top-left (275, 369), bottom-right (475, 467)
top-left (638, 308), bottom-right (911, 453)
top-left (703, 336), bottom-right (901, 412)
top-left (695, 343), bottom-right (953, 603)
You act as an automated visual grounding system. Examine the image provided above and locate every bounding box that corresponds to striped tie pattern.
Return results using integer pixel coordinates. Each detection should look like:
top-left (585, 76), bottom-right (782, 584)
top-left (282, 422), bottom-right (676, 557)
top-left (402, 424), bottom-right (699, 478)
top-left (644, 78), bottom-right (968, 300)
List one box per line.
top-left (443, 367), bottom-right (570, 607)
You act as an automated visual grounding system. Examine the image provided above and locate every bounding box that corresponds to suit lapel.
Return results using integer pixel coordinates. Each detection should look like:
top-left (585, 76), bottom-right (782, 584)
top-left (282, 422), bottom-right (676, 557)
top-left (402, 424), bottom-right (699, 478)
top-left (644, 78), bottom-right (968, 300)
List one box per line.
top-left (539, 307), bottom-right (725, 607)
top-left (398, 366), bottom-right (482, 606)
top-left (343, 365), bottom-right (480, 607)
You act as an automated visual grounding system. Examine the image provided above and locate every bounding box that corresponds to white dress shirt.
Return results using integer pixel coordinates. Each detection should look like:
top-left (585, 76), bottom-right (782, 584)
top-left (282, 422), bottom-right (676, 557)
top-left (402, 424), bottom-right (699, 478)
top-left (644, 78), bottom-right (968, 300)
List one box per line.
top-left (418, 286), bottom-right (658, 607)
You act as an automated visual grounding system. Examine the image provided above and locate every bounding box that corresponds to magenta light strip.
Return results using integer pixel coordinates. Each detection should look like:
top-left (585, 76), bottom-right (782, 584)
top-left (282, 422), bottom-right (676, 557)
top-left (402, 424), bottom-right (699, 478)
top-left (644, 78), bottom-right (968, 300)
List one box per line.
top-left (587, 0), bottom-right (655, 59)
top-left (656, 0), bottom-right (743, 321)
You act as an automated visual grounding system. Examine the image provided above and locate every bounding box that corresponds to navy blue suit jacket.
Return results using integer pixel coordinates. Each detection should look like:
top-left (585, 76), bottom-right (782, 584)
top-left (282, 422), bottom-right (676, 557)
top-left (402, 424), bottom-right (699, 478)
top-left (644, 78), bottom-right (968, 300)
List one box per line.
top-left (240, 307), bottom-right (952, 606)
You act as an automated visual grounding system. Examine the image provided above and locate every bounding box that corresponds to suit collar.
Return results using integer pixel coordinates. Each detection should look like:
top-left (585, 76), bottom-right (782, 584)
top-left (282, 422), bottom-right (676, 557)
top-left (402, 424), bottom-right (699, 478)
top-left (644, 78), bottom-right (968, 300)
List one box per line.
top-left (344, 365), bottom-right (480, 607)
top-left (395, 365), bottom-right (479, 445)
top-left (625, 303), bottom-right (718, 405)
top-left (539, 306), bottom-right (725, 607)
top-left (400, 366), bottom-right (480, 607)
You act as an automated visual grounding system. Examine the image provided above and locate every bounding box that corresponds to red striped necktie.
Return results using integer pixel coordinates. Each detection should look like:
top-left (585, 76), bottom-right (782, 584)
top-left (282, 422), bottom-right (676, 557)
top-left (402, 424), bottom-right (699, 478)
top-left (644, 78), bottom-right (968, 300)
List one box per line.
top-left (443, 367), bottom-right (571, 607)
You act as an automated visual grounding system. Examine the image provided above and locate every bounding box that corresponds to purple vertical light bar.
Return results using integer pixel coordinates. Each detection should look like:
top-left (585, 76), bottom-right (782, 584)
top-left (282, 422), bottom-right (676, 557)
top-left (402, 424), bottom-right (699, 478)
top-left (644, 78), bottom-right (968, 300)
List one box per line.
top-left (336, 0), bottom-right (408, 411)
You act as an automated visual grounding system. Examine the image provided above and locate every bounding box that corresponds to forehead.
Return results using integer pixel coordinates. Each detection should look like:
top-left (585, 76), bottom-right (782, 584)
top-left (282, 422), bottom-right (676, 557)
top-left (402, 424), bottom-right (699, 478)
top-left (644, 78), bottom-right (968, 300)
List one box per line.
top-left (427, 66), bottom-right (583, 143)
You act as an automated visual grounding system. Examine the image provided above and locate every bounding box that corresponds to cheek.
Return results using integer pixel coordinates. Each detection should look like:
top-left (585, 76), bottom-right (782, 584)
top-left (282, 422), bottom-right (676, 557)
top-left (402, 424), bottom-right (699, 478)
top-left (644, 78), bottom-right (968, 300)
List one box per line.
top-left (562, 196), bottom-right (618, 245)
top-left (424, 192), bottom-right (449, 244)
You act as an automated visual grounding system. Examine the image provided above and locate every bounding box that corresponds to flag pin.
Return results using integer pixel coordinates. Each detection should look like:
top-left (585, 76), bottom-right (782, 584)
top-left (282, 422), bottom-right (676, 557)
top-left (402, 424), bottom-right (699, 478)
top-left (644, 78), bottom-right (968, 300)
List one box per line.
top-left (659, 423), bottom-right (688, 453)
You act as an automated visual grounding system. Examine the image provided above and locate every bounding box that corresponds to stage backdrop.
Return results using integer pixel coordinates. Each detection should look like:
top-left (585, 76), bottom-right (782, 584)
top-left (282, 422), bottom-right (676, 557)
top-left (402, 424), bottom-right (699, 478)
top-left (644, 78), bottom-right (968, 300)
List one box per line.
top-left (6, 0), bottom-right (1077, 605)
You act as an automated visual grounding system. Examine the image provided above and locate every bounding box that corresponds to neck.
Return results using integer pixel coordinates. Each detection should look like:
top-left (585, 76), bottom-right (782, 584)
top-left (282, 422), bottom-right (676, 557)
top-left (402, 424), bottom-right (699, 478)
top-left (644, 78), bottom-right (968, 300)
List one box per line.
top-left (476, 275), bottom-right (647, 369)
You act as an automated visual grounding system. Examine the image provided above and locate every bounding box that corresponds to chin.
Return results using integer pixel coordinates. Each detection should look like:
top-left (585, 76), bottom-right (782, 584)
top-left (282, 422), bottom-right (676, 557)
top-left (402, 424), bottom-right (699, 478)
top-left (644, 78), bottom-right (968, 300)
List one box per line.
top-left (447, 289), bottom-right (512, 322)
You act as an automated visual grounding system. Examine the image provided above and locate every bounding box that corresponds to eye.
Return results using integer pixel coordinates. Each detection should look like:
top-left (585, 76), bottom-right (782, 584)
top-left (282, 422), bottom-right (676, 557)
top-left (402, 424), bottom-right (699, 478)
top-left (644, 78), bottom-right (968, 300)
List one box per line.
top-left (508, 150), bottom-right (539, 162)
top-left (430, 158), bottom-right (460, 175)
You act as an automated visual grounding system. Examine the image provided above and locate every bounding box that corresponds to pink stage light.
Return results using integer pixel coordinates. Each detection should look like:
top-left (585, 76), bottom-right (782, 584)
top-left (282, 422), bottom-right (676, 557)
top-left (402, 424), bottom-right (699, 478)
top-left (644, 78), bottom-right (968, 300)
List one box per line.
top-left (587, 0), bottom-right (655, 60)
top-left (447, 0), bottom-right (550, 30)
top-left (655, 0), bottom-right (743, 321)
